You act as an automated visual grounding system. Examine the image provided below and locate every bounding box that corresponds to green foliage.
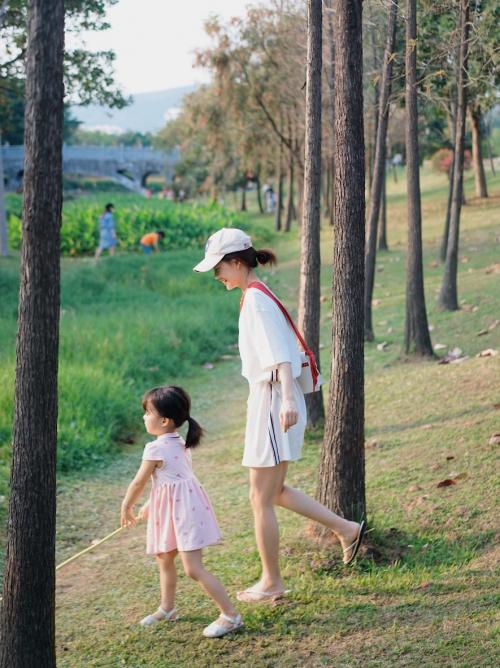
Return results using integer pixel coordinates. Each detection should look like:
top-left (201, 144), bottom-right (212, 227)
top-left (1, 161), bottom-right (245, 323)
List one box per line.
top-left (6, 195), bottom-right (259, 256)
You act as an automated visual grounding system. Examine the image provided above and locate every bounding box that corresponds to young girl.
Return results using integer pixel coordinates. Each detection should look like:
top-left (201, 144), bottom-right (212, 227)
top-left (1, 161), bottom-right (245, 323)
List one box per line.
top-left (120, 385), bottom-right (243, 638)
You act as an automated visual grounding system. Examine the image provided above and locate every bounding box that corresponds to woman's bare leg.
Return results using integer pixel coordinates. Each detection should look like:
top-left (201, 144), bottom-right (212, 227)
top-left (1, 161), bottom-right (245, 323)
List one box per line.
top-left (247, 463), bottom-right (288, 593)
top-left (274, 485), bottom-right (361, 555)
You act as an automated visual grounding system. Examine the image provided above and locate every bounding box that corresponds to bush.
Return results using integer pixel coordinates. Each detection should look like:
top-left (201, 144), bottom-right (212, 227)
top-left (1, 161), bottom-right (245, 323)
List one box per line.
top-left (431, 148), bottom-right (472, 173)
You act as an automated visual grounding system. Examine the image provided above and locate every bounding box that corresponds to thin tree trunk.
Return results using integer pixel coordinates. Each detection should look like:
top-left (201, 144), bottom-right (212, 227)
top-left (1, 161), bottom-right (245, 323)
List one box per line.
top-left (317, 0), bottom-right (365, 521)
top-left (298, 0), bottom-right (324, 427)
top-left (325, 0), bottom-right (336, 227)
top-left (0, 132), bottom-right (8, 256)
top-left (364, 0), bottom-right (398, 341)
top-left (0, 1), bottom-right (64, 666)
top-left (470, 104), bottom-right (488, 198)
top-left (404, 0), bottom-right (434, 357)
top-left (285, 157), bottom-right (294, 232)
top-left (440, 154), bottom-right (454, 262)
top-left (378, 165), bottom-right (388, 250)
top-left (240, 183), bottom-right (247, 211)
top-left (275, 141), bottom-right (284, 231)
top-left (255, 173), bottom-right (265, 213)
top-left (438, 0), bottom-right (470, 311)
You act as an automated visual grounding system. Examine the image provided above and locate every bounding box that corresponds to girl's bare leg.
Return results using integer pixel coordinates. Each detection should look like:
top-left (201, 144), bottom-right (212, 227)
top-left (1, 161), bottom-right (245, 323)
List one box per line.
top-left (154, 549), bottom-right (178, 616)
top-left (179, 549), bottom-right (237, 618)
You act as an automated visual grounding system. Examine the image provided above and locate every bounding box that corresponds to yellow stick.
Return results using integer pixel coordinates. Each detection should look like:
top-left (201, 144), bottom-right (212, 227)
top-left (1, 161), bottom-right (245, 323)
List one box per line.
top-left (56, 526), bottom-right (124, 571)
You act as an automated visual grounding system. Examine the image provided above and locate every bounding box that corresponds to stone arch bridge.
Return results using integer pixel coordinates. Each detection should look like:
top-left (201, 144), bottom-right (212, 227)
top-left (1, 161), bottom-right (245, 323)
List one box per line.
top-left (1, 145), bottom-right (179, 194)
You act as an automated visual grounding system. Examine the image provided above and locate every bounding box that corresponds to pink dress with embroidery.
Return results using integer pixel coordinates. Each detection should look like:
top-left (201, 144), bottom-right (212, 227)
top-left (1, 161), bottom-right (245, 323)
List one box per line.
top-left (142, 432), bottom-right (222, 554)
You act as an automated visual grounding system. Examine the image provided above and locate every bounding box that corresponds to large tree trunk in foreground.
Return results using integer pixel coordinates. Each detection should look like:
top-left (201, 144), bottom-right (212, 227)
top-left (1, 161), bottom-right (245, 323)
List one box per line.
top-left (317, 0), bottom-right (366, 521)
top-left (438, 0), bottom-right (470, 311)
top-left (364, 0), bottom-right (398, 341)
top-left (404, 0), bottom-right (434, 357)
top-left (298, 0), bottom-right (324, 427)
top-left (470, 104), bottom-right (488, 199)
top-left (0, 1), bottom-right (64, 666)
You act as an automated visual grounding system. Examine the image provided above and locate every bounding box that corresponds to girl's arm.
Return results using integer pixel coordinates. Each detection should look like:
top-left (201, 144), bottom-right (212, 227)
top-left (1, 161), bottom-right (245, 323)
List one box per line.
top-left (120, 460), bottom-right (159, 527)
top-left (277, 362), bottom-right (299, 433)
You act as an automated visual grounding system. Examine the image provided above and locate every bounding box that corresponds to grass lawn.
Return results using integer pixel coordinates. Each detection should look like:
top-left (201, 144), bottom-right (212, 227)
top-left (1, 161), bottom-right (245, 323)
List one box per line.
top-left (1, 167), bottom-right (499, 666)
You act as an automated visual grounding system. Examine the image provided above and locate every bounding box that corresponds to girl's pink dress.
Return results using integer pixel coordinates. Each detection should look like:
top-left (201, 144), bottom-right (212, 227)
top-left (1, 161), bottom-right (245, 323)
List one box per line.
top-left (142, 432), bottom-right (222, 554)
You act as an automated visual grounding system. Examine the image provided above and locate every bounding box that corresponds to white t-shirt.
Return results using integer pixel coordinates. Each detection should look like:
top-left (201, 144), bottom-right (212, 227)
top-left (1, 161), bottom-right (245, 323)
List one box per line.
top-left (238, 287), bottom-right (302, 384)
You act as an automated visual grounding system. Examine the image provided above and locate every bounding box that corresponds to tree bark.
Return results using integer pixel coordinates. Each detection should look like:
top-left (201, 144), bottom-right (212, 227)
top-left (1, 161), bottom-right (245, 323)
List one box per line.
top-left (284, 157), bottom-right (294, 232)
top-left (325, 0), bottom-right (336, 227)
top-left (240, 183), bottom-right (247, 211)
top-left (438, 0), bottom-right (470, 311)
top-left (298, 0), bottom-right (324, 427)
top-left (0, 131), bottom-right (8, 256)
top-left (378, 164), bottom-right (388, 251)
top-left (404, 0), bottom-right (434, 357)
top-left (440, 153), bottom-right (454, 262)
top-left (0, 1), bottom-right (64, 666)
top-left (364, 0), bottom-right (398, 341)
top-left (255, 173), bottom-right (264, 213)
top-left (470, 104), bottom-right (488, 198)
top-left (275, 140), bottom-right (284, 231)
top-left (317, 0), bottom-right (365, 521)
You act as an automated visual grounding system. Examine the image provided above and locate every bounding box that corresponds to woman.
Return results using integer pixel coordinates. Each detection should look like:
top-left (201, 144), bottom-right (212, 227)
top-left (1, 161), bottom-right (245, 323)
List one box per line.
top-left (95, 203), bottom-right (117, 258)
top-left (194, 228), bottom-right (366, 603)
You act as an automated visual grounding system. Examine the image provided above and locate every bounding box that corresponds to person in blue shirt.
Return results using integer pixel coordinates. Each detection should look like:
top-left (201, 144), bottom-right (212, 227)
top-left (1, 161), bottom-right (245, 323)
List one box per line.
top-left (95, 203), bottom-right (117, 258)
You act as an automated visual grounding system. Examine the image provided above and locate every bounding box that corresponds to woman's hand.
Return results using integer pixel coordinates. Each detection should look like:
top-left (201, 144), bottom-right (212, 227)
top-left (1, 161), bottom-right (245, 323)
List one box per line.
top-left (280, 398), bottom-right (298, 433)
top-left (120, 504), bottom-right (137, 528)
top-left (138, 502), bottom-right (149, 521)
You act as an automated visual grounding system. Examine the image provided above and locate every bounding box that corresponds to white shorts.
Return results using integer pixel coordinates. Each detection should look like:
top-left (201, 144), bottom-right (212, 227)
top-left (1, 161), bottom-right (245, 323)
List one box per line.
top-left (242, 376), bottom-right (307, 468)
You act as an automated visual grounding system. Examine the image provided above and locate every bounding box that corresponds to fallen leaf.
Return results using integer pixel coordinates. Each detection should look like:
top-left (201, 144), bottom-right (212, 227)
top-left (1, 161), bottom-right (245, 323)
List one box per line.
top-left (365, 439), bottom-right (378, 449)
top-left (462, 304), bottom-right (477, 312)
top-left (437, 478), bottom-right (457, 488)
top-left (219, 354), bottom-right (237, 360)
top-left (476, 349), bottom-right (498, 358)
top-left (484, 262), bottom-right (500, 274)
top-left (373, 299), bottom-right (381, 307)
top-left (428, 324), bottom-right (435, 332)
top-left (430, 463), bottom-right (441, 471)
top-left (489, 433), bottom-right (500, 446)
top-left (459, 256), bottom-right (469, 263)
top-left (493, 404), bottom-right (500, 410)
top-left (477, 329), bottom-right (489, 336)
top-left (452, 472), bottom-right (468, 481)
top-left (433, 343), bottom-right (447, 350)
top-left (488, 320), bottom-right (499, 331)
top-left (202, 362), bottom-right (215, 369)
top-left (377, 341), bottom-right (389, 351)
top-left (438, 347), bottom-right (467, 364)
top-left (428, 261), bottom-right (439, 268)
top-left (446, 455), bottom-right (455, 460)
top-left (408, 484), bottom-right (422, 492)
top-left (320, 295), bottom-right (328, 303)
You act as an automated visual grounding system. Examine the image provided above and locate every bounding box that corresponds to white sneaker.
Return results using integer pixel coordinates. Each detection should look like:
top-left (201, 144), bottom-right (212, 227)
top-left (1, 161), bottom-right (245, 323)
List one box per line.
top-left (139, 606), bottom-right (177, 627)
top-left (203, 613), bottom-right (244, 638)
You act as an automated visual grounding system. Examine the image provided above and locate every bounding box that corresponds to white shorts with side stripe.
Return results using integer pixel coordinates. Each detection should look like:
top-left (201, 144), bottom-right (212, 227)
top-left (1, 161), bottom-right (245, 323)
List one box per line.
top-left (242, 376), bottom-right (307, 468)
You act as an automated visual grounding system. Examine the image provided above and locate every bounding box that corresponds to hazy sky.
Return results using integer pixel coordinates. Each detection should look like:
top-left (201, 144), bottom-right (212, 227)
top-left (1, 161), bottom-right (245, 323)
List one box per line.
top-left (69, 0), bottom-right (257, 95)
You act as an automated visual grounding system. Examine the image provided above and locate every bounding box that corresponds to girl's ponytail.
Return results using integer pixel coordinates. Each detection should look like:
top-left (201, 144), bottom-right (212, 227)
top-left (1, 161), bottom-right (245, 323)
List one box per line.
top-left (185, 416), bottom-right (204, 449)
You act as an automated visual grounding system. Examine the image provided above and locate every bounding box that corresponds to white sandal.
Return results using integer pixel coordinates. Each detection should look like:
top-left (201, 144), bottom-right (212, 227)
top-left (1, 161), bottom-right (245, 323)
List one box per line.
top-left (139, 606), bottom-right (178, 627)
top-left (203, 612), bottom-right (244, 638)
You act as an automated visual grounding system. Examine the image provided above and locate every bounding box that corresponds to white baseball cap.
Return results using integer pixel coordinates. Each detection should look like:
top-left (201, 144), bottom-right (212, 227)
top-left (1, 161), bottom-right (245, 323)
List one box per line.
top-left (193, 228), bottom-right (253, 272)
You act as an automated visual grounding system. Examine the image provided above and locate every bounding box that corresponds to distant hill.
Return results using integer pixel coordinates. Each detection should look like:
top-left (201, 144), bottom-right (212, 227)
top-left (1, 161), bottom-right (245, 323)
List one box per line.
top-left (71, 84), bottom-right (198, 134)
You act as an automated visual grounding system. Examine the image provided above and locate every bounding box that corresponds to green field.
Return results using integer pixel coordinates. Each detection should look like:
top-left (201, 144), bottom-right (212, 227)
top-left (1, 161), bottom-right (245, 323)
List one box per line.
top-left (1, 166), bottom-right (499, 666)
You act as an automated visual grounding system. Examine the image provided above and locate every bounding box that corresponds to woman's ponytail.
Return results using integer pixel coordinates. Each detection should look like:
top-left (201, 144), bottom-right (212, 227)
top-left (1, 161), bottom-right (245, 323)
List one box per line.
top-left (255, 249), bottom-right (277, 266)
top-left (185, 416), bottom-right (204, 449)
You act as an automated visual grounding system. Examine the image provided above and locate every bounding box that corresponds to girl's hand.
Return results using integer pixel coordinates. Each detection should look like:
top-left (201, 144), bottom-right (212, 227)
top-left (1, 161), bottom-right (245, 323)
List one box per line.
top-left (280, 399), bottom-right (298, 433)
top-left (138, 503), bottom-right (149, 521)
top-left (121, 505), bottom-right (137, 528)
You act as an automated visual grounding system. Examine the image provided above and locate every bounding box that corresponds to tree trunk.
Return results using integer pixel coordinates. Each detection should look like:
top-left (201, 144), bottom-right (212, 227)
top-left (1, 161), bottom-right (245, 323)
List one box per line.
top-left (440, 154), bottom-right (454, 262)
top-left (298, 0), bottom-right (324, 427)
top-left (364, 0), bottom-right (398, 341)
top-left (470, 104), bottom-right (488, 198)
top-left (240, 183), bottom-right (247, 211)
top-left (317, 0), bottom-right (366, 521)
top-left (438, 0), bottom-right (470, 311)
top-left (378, 165), bottom-right (388, 251)
top-left (255, 173), bottom-right (264, 213)
top-left (325, 0), bottom-right (336, 227)
top-left (404, 0), bottom-right (434, 357)
top-left (284, 158), bottom-right (294, 232)
top-left (0, 1), bottom-right (64, 666)
top-left (295, 164), bottom-right (304, 226)
top-left (275, 141), bottom-right (284, 231)
top-left (0, 132), bottom-right (8, 257)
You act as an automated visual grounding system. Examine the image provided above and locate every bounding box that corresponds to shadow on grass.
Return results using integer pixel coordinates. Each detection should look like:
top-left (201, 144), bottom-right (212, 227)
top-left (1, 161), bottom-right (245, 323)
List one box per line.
top-left (311, 525), bottom-right (496, 575)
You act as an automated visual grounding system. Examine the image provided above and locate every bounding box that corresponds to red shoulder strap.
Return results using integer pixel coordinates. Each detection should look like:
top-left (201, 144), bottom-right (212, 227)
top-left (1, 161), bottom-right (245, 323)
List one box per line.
top-left (242, 281), bottom-right (319, 389)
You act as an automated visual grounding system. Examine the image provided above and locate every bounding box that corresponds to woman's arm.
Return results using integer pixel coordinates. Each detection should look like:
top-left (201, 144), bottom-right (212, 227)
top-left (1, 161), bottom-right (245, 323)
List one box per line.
top-left (277, 362), bottom-right (299, 432)
top-left (120, 459), bottom-right (159, 527)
